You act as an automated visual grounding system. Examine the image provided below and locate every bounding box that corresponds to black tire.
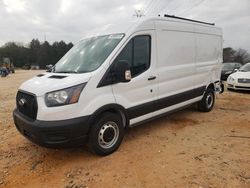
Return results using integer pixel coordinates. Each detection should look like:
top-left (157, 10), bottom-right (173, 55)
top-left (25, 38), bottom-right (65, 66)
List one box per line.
top-left (88, 112), bottom-right (124, 156)
top-left (220, 82), bottom-right (224, 93)
top-left (198, 88), bottom-right (215, 112)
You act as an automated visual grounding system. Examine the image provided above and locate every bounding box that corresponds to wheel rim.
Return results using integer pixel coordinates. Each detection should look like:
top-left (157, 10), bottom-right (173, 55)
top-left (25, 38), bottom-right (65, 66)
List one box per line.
top-left (206, 93), bottom-right (214, 109)
top-left (98, 121), bottom-right (119, 149)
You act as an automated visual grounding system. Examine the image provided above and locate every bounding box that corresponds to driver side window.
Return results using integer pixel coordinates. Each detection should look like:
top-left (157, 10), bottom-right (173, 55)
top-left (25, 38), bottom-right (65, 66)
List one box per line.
top-left (114, 35), bottom-right (151, 77)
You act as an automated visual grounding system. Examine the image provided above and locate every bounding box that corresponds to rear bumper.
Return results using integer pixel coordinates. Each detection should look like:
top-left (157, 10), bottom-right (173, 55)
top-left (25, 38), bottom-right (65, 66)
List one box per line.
top-left (13, 109), bottom-right (91, 148)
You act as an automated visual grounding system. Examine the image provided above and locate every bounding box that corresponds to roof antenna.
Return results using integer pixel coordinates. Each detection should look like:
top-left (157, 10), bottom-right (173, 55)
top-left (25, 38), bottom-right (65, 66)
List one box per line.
top-left (133, 10), bottom-right (145, 18)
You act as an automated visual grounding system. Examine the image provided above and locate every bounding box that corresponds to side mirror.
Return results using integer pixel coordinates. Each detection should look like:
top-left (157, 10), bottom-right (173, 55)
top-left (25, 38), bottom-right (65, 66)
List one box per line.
top-left (114, 60), bottom-right (131, 83)
top-left (233, 69), bottom-right (238, 72)
top-left (46, 65), bottom-right (54, 72)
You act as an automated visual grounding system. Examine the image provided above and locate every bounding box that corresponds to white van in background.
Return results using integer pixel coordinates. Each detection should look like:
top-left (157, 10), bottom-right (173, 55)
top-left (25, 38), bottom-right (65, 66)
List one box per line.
top-left (13, 15), bottom-right (223, 156)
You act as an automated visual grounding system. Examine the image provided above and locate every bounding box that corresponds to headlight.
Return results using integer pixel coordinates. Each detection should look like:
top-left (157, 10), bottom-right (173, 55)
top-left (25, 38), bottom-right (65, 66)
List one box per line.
top-left (228, 76), bottom-right (235, 82)
top-left (45, 83), bottom-right (86, 107)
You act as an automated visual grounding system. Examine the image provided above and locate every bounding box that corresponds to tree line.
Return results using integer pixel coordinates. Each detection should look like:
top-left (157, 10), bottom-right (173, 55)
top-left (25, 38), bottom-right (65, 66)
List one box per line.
top-left (0, 39), bottom-right (73, 69)
top-left (0, 39), bottom-right (250, 69)
top-left (223, 48), bottom-right (250, 65)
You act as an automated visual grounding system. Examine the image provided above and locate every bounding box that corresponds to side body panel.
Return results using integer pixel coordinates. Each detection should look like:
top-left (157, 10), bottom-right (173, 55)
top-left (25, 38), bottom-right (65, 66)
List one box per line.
top-left (194, 25), bottom-right (223, 89)
top-left (129, 20), bottom-right (201, 125)
top-left (111, 20), bottom-right (222, 126)
top-left (155, 20), bottom-right (196, 102)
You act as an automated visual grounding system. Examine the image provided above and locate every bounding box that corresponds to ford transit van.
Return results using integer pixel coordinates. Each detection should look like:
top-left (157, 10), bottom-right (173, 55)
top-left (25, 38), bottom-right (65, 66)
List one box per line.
top-left (13, 15), bottom-right (223, 156)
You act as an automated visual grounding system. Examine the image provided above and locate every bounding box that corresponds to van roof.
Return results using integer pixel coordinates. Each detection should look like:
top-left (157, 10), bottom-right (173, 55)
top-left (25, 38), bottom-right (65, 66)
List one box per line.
top-left (81, 16), bottom-right (222, 40)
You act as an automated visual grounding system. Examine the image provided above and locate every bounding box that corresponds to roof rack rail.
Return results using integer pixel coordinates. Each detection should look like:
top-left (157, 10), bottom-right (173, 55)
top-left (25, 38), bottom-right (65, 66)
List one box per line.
top-left (163, 14), bottom-right (215, 26)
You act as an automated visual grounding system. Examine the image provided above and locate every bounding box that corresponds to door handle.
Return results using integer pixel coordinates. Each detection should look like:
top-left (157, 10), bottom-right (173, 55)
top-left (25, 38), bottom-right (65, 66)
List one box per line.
top-left (148, 76), bottom-right (156, 81)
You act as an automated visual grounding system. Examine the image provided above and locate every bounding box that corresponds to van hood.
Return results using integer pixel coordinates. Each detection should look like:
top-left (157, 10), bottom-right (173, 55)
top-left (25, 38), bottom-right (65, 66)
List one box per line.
top-left (19, 72), bottom-right (92, 96)
top-left (231, 71), bottom-right (250, 79)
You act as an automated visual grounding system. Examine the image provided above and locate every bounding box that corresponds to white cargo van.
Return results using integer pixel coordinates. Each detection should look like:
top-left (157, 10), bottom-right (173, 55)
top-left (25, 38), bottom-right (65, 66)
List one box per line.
top-left (13, 15), bottom-right (223, 156)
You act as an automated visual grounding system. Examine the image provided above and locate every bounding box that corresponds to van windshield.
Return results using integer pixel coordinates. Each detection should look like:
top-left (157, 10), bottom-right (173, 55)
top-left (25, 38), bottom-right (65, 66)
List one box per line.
top-left (54, 34), bottom-right (124, 73)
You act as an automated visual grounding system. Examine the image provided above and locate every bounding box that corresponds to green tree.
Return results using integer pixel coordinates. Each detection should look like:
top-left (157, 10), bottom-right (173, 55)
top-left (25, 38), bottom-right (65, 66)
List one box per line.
top-left (223, 47), bottom-right (236, 62)
top-left (234, 48), bottom-right (250, 65)
top-left (29, 39), bottom-right (41, 66)
top-left (0, 42), bottom-right (29, 67)
top-left (0, 39), bottom-right (73, 69)
top-left (51, 41), bottom-right (73, 65)
top-left (37, 41), bottom-right (52, 69)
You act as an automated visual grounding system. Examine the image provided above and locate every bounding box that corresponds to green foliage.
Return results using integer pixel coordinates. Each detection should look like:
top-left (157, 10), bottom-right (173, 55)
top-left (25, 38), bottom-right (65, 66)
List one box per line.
top-left (0, 39), bottom-right (73, 68)
top-left (223, 47), bottom-right (250, 64)
top-left (223, 47), bottom-right (236, 62)
top-left (1, 40), bottom-right (249, 68)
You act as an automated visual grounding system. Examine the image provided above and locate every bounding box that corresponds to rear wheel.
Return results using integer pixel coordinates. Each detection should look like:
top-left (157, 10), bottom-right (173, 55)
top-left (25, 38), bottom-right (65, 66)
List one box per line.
top-left (198, 88), bottom-right (215, 112)
top-left (88, 112), bottom-right (124, 156)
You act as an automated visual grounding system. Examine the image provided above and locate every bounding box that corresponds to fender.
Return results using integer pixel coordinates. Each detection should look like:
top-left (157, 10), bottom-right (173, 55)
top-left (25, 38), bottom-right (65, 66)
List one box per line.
top-left (88, 103), bottom-right (129, 128)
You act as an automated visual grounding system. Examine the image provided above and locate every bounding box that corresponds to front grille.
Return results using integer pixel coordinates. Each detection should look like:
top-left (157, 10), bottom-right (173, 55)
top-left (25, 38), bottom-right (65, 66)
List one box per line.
top-left (16, 91), bottom-right (38, 120)
top-left (238, 78), bottom-right (250, 83)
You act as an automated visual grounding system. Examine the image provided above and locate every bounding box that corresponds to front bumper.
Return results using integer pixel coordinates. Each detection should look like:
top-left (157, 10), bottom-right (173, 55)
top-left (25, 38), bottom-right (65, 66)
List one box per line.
top-left (227, 83), bottom-right (250, 91)
top-left (13, 109), bottom-right (91, 148)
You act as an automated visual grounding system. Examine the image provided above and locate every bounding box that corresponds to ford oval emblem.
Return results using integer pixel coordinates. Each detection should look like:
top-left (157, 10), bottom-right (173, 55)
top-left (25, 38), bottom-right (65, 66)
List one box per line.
top-left (18, 98), bottom-right (27, 107)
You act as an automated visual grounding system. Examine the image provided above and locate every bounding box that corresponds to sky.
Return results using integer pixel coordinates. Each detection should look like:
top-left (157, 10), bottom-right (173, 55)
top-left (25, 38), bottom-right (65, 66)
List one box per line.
top-left (0, 0), bottom-right (249, 52)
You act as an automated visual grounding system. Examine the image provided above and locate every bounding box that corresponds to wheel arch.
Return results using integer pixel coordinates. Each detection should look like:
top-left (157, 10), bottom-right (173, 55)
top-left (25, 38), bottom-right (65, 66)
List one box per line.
top-left (206, 83), bottom-right (215, 92)
top-left (88, 104), bottom-right (129, 129)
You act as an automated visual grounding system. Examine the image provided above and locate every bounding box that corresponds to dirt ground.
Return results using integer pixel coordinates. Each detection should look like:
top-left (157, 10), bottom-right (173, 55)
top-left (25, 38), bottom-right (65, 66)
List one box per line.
top-left (0, 70), bottom-right (250, 188)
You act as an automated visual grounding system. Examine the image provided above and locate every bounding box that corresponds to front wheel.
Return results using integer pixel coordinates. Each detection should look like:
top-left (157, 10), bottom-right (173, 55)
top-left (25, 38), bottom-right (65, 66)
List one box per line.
top-left (88, 112), bottom-right (124, 156)
top-left (198, 88), bottom-right (215, 112)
